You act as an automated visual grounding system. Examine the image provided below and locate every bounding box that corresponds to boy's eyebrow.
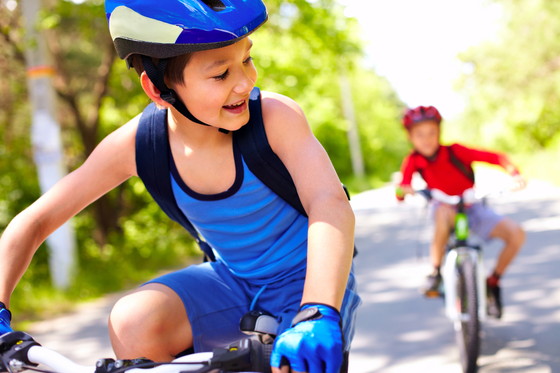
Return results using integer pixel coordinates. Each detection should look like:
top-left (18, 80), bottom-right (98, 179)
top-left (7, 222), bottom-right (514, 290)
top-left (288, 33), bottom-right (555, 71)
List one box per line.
top-left (205, 40), bottom-right (253, 72)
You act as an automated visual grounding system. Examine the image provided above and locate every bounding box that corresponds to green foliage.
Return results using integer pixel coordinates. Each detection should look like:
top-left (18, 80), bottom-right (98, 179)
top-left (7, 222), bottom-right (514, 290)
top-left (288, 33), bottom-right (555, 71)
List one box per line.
top-left (348, 68), bottom-right (408, 181)
top-left (514, 148), bottom-right (560, 186)
top-left (253, 0), bottom-right (405, 184)
top-left (457, 0), bottom-right (560, 154)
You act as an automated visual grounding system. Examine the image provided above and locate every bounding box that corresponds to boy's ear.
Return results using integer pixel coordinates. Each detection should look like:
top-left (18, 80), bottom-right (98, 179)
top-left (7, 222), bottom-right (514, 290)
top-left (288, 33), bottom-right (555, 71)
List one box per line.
top-left (140, 71), bottom-right (172, 108)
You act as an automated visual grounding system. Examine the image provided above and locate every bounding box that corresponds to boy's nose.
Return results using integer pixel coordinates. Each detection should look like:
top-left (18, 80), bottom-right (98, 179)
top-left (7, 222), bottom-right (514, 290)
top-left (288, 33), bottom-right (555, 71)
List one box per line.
top-left (234, 70), bottom-right (256, 95)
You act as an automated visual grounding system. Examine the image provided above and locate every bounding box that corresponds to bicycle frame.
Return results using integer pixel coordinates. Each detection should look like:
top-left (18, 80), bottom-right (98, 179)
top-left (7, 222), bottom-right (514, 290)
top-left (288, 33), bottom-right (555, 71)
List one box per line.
top-left (440, 202), bottom-right (487, 322)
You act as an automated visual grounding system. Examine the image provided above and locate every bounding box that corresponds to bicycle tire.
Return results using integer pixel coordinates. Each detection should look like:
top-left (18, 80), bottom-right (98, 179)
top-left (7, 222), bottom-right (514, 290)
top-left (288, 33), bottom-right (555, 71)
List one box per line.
top-left (454, 256), bottom-right (480, 373)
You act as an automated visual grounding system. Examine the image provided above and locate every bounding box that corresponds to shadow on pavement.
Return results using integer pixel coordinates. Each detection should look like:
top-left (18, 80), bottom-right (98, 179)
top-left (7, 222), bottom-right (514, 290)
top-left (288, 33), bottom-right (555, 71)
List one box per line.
top-left (350, 183), bottom-right (560, 373)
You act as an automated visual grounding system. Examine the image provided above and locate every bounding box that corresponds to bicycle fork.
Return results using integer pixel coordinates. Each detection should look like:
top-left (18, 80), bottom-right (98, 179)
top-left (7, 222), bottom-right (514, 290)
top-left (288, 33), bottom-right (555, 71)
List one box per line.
top-left (442, 247), bottom-right (487, 322)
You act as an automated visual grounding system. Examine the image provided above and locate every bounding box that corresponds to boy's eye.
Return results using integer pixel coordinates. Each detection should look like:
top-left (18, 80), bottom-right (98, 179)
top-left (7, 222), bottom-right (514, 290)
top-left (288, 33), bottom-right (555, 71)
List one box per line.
top-left (212, 57), bottom-right (253, 80)
top-left (213, 70), bottom-right (229, 81)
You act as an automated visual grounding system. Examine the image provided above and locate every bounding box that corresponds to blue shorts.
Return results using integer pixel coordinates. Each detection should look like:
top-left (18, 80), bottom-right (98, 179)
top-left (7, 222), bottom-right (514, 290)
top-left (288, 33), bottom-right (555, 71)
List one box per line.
top-left (431, 201), bottom-right (503, 241)
top-left (466, 202), bottom-right (503, 241)
top-left (146, 260), bottom-right (361, 352)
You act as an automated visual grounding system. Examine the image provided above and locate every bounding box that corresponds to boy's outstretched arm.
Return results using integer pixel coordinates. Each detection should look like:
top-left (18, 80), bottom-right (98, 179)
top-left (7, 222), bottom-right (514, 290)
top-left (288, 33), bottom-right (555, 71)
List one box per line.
top-left (451, 144), bottom-right (527, 190)
top-left (262, 92), bottom-right (353, 373)
top-left (0, 117), bottom-right (139, 309)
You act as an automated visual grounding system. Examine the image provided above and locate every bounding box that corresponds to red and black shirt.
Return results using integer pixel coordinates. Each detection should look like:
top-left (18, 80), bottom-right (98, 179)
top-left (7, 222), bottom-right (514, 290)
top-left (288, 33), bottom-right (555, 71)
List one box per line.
top-left (399, 143), bottom-right (519, 196)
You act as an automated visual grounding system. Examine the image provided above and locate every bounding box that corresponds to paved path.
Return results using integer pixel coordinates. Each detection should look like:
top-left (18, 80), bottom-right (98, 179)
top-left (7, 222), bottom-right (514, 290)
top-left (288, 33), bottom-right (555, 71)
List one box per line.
top-left (28, 293), bottom-right (118, 364)
top-left (348, 174), bottom-right (560, 373)
top-left (26, 172), bottom-right (560, 371)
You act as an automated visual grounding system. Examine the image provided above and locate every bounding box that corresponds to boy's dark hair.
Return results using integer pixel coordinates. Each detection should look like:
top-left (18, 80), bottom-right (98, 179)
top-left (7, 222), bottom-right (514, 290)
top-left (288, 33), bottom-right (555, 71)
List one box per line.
top-left (129, 54), bottom-right (192, 86)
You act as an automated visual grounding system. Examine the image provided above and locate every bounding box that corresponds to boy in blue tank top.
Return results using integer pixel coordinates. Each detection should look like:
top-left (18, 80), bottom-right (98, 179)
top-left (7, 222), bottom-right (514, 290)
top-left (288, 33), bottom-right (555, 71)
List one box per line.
top-left (0, 1), bottom-right (361, 372)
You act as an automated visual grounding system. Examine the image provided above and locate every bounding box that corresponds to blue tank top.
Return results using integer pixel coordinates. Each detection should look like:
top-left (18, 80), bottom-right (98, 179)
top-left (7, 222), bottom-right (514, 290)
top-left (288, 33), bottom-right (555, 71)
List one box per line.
top-left (169, 143), bottom-right (308, 284)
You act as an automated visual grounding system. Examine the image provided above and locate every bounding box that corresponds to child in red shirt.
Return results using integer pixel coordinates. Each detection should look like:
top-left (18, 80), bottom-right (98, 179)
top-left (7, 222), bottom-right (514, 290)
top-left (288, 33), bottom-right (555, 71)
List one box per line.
top-left (396, 105), bottom-right (525, 318)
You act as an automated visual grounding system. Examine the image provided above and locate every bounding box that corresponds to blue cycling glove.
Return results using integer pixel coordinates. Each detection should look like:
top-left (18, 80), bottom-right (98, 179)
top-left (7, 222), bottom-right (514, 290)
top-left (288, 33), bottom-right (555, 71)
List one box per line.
top-left (270, 303), bottom-right (343, 373)
top-left (0, 302), bottom-right (13, 336)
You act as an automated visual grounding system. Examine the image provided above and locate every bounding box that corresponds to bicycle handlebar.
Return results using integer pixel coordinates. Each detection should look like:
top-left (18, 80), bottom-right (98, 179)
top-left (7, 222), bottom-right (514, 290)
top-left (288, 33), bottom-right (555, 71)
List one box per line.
top-left (27, 345), bottom-right (214, 373)
top-left (410, 188), bottom-right (495, 206)
top-left (0, 331), bottom-right (271, 373)
top-left (28, 345), bottom-right (103, 373)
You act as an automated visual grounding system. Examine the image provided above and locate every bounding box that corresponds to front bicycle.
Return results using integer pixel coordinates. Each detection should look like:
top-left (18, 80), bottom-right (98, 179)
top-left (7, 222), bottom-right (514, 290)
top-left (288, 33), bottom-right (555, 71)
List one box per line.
top-left (0, 310), bottom-right (281, 373)
top-left (0, 331), bottom-right (273, 373)
top-left (415, 189), bottom-right (486, 373)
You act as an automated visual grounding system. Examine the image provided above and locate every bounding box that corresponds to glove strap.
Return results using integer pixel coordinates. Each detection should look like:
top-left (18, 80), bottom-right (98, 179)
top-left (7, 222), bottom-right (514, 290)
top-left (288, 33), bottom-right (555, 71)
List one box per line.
top-left (291, 303), bottom-right (341, 327)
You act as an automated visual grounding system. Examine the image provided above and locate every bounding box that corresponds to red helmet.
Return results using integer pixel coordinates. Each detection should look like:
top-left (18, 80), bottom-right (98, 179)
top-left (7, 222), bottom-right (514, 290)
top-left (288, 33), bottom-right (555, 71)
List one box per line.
top-left (402, 106), bottom-right (442, 130)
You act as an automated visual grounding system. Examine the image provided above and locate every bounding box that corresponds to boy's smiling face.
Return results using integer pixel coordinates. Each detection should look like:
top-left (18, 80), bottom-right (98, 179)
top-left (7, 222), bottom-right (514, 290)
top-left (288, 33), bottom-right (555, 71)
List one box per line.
top-left (407, 120), bottom-right (440, 157)
top-left (172, 37), bottom-right (257, 131)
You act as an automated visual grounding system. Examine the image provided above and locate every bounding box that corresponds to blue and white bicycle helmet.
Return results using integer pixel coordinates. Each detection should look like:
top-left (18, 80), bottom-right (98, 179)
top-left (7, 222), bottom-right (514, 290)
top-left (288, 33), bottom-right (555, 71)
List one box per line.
top-left (105, 0), bottom-right (268, 129)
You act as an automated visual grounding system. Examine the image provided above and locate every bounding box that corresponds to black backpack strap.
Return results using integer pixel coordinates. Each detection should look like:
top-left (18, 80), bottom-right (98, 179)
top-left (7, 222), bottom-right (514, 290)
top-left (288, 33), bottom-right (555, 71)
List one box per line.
top-left (234, 88), bottom-right (307, 217)
top-left (135, 103), bottom-right (216, 261)
top-left (447, 145), bottom-right (475, 183)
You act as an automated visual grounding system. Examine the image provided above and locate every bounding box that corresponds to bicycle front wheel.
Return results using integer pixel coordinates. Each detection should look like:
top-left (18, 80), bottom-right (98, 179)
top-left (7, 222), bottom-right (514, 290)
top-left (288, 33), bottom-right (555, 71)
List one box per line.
top-left (454, 257), bottom-right (480, 373)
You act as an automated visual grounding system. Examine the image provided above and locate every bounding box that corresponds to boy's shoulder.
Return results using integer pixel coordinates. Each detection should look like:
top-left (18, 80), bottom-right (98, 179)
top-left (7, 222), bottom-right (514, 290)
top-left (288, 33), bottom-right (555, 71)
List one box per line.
top-left (259, 90), bottom-right (310, 145)
top-left (446, 142), bottom-right (473, 151)
top-left (122, 112), bottom-right (142, 132)
top-left (446, 143), bottom-right (478, 158)
top-left (102, 112), bottom-right (142, 146)
top-left (260, 91), bottom-right (305, 119)
top-left (403, 148), bottom-right (420, 161)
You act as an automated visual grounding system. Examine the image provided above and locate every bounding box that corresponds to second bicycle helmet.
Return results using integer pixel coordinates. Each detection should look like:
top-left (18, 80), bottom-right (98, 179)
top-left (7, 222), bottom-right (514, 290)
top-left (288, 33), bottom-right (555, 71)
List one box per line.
top-left (105, 0), bottom-right (268, 130)
top-left (402, 106), bottom-right (442, 130)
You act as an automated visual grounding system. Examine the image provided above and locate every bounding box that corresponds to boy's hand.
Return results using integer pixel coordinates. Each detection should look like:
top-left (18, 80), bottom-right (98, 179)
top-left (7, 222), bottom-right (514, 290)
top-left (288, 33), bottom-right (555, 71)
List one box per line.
top-left (396, 185), bottom-right (414, 201)
top-left (511, 174), bottom-right (527, 191)
top-left (0, 303), bottom-right (13, 336)
top-left (270, 304), bottom-right (343, 373)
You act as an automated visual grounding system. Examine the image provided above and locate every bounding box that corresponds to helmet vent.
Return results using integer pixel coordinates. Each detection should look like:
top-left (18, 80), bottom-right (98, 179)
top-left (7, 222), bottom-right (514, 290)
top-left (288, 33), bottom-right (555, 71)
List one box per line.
top-left (201, 0), bottom-right (226, 11)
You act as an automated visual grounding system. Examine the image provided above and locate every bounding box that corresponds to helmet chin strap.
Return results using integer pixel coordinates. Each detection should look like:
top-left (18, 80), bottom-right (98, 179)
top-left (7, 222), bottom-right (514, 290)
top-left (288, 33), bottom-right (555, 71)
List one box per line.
top-left (141, 56), bottom-right (230, 134)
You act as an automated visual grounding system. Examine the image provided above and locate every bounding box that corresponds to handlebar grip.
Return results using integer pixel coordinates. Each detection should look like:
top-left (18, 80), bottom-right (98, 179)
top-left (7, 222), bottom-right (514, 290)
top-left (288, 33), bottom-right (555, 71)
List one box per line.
top-left (395, 187), bottom-right (405, 200)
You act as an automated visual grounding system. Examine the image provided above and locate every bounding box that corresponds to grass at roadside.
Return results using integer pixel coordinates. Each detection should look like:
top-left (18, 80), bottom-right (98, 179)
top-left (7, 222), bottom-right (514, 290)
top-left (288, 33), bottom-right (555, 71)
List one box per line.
top-left (513, 148), bottom-right (560, 187)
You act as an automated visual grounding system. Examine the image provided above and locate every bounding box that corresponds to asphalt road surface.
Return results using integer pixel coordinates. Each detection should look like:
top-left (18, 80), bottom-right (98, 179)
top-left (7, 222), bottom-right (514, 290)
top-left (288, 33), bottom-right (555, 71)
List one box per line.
top-left (26, 173), bottom-right (560, 372)
top-left (349, 174), bottom-right (560, 373)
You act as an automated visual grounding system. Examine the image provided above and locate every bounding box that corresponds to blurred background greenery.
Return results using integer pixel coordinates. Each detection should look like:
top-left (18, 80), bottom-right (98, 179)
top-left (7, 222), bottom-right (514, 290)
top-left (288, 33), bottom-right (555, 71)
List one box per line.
top-left (0, 0), bottom-right (558, 322)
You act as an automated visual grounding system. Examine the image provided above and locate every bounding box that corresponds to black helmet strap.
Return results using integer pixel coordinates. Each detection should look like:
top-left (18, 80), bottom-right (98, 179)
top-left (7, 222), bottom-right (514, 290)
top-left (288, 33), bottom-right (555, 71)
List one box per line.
top-left (141, 55), bottom-right (230, 134)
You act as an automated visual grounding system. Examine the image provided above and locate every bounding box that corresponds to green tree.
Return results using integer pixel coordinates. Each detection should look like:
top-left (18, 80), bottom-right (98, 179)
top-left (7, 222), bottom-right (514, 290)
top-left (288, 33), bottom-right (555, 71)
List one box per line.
top-left (253, 0), bottom-right (405, 185)
top-left (457, 0), bottom-right (560, 152)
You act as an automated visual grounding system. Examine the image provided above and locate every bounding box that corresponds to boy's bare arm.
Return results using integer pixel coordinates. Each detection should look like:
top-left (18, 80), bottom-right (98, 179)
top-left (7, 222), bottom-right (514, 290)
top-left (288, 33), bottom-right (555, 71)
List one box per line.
top-left (262, 92), bottom-right (354, 310)
top-left (0, 117), bottom-right (140, 306)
